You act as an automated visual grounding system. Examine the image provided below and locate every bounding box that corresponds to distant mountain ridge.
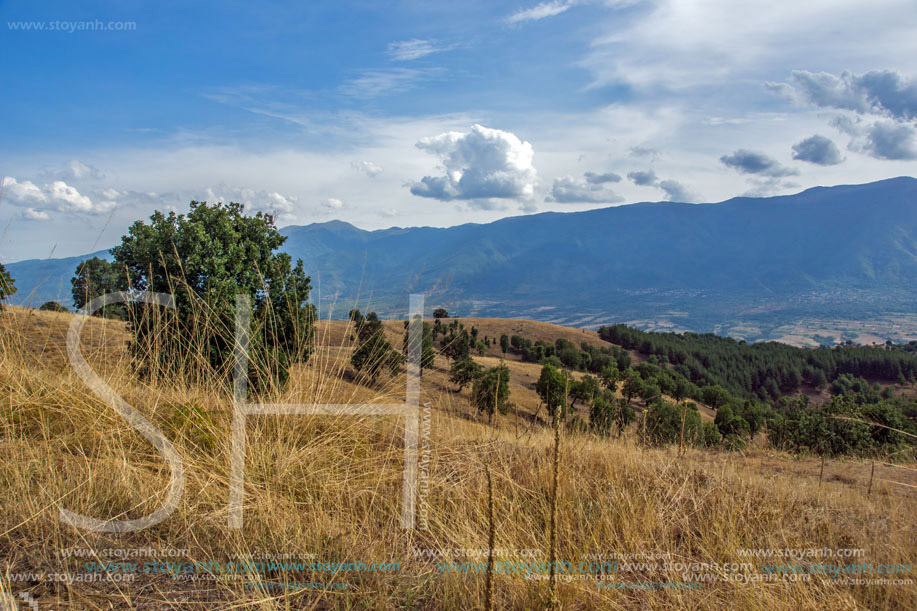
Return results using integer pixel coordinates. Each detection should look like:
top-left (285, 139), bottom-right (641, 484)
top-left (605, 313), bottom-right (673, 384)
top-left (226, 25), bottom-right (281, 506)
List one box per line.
top-left (6, 177), bottom-right (917, 340)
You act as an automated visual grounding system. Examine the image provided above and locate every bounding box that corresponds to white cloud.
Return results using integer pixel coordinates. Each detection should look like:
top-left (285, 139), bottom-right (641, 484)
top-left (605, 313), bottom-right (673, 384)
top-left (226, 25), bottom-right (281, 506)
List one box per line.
top-left (387, 39), bottom-right (447, 61)
top-left (380, 207), bottom-right (398, 217)
top-left (2, 176), bottom-right (112, 215)
top-left (507, 1), bottom-right (575, 24)
top-left (48, 180), bottom-right (93, 212)
top-left (2, 177), bottom-right (47, 204)
top-left (322, 197), bottom-right (344, 210)
top-left (351, 160), bottom-right (384, 177)
top-left (768, 69), bottom-right (917, 122)
top-left (409, 124), bottom-right (537, 202)
top-left (581, 0), bottom-right (917, 93)
top-left (22, 207), bottom-right (50, 221)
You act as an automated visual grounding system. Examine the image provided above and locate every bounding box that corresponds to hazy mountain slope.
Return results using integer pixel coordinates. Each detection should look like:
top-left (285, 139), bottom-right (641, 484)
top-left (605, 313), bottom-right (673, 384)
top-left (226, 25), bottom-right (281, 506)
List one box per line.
top-left (6, 178), bottom-right (917, 333)
top-left (278, 177), bottom-right (917, 323)
top-left (3, 250), bottom-right (110, 308)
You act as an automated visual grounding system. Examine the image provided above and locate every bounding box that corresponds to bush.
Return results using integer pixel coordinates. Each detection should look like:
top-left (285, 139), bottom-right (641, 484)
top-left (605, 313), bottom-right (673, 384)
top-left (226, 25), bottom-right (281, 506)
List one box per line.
top-left (39, 301), bottom-right (68, 313)
top-left (702, 421), bottom-right (722, 447)
top-left (472, 364), bottom-right (511, 419)
top-left (645, 399), bottom-right (703, 447)
top-left (350, 310), bottom-right (402, 384)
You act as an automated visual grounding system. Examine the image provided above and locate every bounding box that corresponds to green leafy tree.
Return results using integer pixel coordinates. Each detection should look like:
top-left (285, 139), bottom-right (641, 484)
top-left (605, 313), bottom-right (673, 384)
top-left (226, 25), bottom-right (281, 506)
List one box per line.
top-left (570, 374), bottom-right (600, 408)
top-left (599, 365), bottom-right (620, 392)
top-left (471, 363), bottom-right (511, 421)
top-left (71, 257), bottom-right (125, 318)
top-left (714, 404), bottom-right (750, 440)
top-left (701, 385), bottom-right (732, 411)
top-left (441, 328), bottom-right (471, 361)
top-left (0, 262), bottom-right (16, 310)
top-left (537, 364), bottom-right (569, 420)
top-left (449, 357), bottom-right (482, 391)
top-left (350, 310), bottom-right (402, 384)
top-left (622, 370), bottom-right (642, 406)
top-left (500, 334), bottom-right (509, 354)
top-left (109, 201), bottom-right (315, 391)
top-left (433, 307), bottom-right (449, 318)
top-left (638, 376), bottom-right (662, 407)
top-left (402, 317), bottom-right (435, 374)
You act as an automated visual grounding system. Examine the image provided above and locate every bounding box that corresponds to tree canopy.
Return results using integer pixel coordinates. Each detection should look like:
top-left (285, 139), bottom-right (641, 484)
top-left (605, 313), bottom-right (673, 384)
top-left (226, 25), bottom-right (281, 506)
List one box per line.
top-left (104, 201), bottom-right (315, 390)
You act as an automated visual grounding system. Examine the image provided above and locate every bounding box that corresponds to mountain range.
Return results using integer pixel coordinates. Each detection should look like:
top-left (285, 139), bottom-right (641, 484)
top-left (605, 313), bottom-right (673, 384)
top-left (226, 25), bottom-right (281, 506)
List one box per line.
top-left (6, 177), bottom-right (917, 342)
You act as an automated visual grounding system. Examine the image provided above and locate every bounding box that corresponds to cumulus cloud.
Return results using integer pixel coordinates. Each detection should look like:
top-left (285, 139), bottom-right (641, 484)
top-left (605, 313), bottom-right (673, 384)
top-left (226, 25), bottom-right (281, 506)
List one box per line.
top-left (658, 179), bottom-right (697, 202)
top-left (351, 160), bottom-right (384, 177)
top-left (583, 171), bottom-right (622, 184)
top-left (387, 39), bottom-right (447, 61)
top-left (627, 169), bottom-right (658, 186)
top-left (2, 177), bottom-right (46, 204)
top-left (321, 198), bottom-right (344, 210)
top-left (409, 124), bottom-right (537, 202)
top-left (546, 175), bottom-right (623, 204)
top-left (2, 176), bottom-right (113, 217)
top-left (862, 121), bottom-right (917, 160)
top-left (22, 207), bottom-right (50, 221)
top-left (791, 135), bottom-right (844, 165)
top-left (719, 150), bottom-right (799, 177)
top-left (768, 69), bottom-right (917, 122)
top-left (828, 115), bottom-right (917, 160)
top-left (770, 69), bottom-right (917, 162)
top-left (380, 208), bottom-right (398, 218)
top-left (507, 0), bottom-right (575, 24)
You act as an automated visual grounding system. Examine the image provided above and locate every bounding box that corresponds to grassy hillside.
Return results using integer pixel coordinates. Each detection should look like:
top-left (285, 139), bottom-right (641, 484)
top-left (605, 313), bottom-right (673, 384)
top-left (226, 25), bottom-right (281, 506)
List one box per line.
top-left (1, 307), bottom-right (916, 609)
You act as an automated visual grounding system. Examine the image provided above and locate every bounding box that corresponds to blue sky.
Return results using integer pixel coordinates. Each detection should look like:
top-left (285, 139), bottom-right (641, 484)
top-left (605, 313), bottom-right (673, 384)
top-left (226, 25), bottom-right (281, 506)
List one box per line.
top-left (2, 0), bottom-right (917, 261)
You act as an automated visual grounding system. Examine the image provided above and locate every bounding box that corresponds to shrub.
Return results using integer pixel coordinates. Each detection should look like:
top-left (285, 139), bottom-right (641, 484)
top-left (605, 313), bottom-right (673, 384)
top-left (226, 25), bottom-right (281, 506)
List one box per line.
top-left (39, 301), bottom-right (68, 313)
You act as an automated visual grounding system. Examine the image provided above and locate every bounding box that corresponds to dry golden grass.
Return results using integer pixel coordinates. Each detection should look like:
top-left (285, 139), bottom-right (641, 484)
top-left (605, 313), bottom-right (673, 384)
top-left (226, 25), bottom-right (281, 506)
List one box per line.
top-left (1, 307), bottom-right (915, 609)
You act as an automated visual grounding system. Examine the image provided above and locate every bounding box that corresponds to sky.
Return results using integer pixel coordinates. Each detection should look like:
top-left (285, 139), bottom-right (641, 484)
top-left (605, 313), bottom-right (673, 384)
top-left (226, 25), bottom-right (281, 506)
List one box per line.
top-left (2, 0), bottom-right (917, 261)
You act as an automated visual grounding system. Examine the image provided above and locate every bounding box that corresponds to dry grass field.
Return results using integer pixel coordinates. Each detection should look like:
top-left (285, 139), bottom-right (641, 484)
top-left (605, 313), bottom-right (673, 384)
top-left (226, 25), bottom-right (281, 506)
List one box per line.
top-left (1, 307), bottom-right (915, 609)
